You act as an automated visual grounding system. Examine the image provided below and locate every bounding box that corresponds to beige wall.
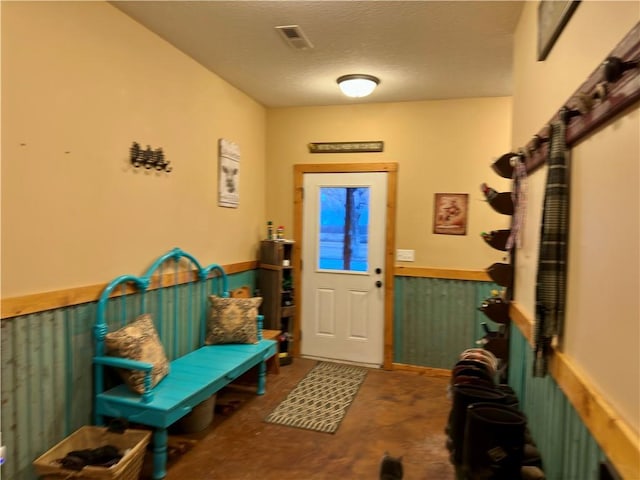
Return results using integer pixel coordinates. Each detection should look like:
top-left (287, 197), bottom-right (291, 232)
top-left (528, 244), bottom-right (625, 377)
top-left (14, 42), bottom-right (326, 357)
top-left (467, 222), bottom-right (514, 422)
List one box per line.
top-left (266, 98), bottom-right (513, 270)
top-left (1, 2), bottom-right (267, 297)
top-left (512, 2), bottom-right (639, 432)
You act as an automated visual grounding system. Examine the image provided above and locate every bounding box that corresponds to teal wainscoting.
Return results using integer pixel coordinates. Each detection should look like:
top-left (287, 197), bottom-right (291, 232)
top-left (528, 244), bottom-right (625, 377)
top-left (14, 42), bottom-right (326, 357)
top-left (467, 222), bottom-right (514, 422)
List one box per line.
top-left (393, 276), bottom-right (499, 369)
top-left (0, 270), bottom-right (255, 480)
top-left (509, 326), bottom-right (606, 480)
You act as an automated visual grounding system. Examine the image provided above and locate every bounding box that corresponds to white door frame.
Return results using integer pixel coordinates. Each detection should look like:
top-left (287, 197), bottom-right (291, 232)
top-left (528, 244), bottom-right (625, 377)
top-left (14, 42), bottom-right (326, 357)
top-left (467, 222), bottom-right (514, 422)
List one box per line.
top-left (293, 163), bottom-right (397, 370)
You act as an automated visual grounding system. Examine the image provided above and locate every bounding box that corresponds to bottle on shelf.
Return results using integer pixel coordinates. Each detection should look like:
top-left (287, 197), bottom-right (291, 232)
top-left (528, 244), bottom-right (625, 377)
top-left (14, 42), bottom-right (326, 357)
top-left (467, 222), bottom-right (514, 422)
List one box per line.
top-left (276, 225), bottom-right (284, 240)
top-left (267, 221), bottom-right (274, 240)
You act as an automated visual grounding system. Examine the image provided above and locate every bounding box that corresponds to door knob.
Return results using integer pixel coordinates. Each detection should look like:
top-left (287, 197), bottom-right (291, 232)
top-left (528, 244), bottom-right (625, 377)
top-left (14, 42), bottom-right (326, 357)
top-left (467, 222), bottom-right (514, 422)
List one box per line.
top-left (375, 268), bottom-right (382, 274)
top-left (375, 280), bottom-right (383, 288)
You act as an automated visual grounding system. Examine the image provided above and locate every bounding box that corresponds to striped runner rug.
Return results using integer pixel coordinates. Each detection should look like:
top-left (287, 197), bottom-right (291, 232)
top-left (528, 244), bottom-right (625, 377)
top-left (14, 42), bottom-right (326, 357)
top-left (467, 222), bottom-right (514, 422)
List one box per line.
top-left (265, 361), bottom-right (368, 434)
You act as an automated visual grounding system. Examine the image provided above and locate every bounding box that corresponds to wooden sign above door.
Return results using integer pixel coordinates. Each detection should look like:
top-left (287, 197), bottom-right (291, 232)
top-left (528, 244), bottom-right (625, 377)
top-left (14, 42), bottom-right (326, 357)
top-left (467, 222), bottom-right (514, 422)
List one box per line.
top-left (308, 141), bottom-right (384, 153)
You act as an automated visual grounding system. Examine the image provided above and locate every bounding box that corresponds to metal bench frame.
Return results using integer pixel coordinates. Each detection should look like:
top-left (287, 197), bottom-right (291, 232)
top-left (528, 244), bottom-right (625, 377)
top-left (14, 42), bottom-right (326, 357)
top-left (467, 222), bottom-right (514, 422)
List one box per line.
top-left (93, 248), bottom-right (276, 479)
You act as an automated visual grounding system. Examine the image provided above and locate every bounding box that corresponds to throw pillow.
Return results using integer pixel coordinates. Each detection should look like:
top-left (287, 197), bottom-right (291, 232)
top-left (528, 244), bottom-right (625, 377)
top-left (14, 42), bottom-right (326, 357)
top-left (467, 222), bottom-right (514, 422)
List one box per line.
top-left (205, 296), bottom-right (262, 345)
top-left (104, 313), bottom-right (170, 395)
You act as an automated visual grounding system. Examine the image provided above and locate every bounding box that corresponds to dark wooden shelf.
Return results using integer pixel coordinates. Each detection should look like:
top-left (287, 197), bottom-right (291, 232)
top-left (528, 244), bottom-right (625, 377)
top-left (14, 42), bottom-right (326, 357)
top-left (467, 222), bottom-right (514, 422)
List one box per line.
top-left (258, 240), bottom-right (295, 331)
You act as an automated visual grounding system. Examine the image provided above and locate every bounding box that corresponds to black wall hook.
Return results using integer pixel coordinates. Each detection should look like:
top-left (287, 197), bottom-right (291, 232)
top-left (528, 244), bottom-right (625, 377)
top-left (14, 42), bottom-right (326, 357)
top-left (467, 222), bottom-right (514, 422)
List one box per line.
top-left (559, 106), bottom-right (582, 124)
top-left (130, 142), bottom-right (172, 172)
top-left (531, 134), bottom-right (549, 151)
top-left (602, 56), bottom-right (639, 83)
top-left (575, 82), bottom-right (609, 114)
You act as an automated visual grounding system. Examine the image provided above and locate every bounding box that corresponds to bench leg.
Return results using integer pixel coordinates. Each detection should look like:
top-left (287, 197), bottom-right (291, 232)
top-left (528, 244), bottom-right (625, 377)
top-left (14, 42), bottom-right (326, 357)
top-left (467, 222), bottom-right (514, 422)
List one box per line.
top-left (152, 427), bottom-right (168, 480)
top-left (257, 360), bottom-right (267, 395)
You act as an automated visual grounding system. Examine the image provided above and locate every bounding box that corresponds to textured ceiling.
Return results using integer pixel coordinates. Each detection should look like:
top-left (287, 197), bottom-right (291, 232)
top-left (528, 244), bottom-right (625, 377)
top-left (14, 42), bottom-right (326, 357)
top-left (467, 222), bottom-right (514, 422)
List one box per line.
top-left (112, 1), bottom-right (525, 107)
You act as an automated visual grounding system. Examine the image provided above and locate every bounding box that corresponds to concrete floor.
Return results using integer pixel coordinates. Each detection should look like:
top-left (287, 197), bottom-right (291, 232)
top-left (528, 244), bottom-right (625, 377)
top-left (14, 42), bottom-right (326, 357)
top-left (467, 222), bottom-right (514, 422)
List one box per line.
top-left (143, 357), bottom-right (455, 479)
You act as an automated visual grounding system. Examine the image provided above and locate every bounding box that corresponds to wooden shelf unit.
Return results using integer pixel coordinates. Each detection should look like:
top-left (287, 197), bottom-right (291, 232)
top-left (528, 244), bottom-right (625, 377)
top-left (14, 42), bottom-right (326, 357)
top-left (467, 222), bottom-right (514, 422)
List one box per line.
top-left (258, 240), bottom-right (295, 346)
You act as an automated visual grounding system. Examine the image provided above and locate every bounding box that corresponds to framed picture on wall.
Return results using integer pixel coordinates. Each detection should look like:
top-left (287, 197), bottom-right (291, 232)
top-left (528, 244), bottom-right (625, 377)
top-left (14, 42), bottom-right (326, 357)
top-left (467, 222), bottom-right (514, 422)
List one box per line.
top-left (537, 0), bottom-right (580, 61)
top-left (433, 193), bottom-right (468, 235)
top-left (218, 138), bottom-right (240, 208)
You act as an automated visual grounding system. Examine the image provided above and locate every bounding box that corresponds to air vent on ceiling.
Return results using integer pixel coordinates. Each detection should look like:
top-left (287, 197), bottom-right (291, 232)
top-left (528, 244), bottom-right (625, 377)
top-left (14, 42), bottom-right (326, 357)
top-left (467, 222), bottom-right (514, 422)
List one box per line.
top-left (275, 25), bottom-right (314, 50)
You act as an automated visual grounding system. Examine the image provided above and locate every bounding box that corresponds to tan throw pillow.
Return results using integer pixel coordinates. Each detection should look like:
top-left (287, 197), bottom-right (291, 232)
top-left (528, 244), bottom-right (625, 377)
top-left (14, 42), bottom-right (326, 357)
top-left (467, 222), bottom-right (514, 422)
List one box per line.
top-left (104, 313), bottom-right (170, 395)
top-left (205, 296), bottom-right (262, 345)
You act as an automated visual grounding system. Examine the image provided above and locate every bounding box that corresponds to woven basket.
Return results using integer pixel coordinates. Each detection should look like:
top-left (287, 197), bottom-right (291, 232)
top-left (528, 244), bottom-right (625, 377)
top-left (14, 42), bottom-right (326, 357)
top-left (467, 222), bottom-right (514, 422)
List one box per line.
top-left (33, 426), bottom-right (151, 480)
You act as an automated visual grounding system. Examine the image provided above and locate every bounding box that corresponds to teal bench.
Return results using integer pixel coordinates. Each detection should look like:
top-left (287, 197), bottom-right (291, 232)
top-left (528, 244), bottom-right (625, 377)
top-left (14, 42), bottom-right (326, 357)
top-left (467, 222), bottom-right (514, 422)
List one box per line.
top-left (92, 248), bottom-right (277, 480)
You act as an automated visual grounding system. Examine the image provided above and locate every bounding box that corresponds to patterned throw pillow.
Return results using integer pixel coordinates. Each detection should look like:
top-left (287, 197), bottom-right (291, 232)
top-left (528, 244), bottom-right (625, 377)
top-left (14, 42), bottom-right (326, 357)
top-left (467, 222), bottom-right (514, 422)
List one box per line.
top-left (104, 313), bottom-right (170, 395)
top-left (205, 296), bottom-right (262, 345)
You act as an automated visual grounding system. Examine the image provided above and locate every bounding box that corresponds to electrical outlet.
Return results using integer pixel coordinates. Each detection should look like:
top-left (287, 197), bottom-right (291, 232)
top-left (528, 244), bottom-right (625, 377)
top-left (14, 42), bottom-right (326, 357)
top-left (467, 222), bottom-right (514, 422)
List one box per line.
top-left (396, 249), bottom-right (415, 262)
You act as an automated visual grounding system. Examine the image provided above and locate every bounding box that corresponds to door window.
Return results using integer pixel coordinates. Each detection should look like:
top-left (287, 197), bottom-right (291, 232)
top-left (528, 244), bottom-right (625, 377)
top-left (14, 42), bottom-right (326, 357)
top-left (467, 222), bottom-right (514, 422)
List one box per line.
top-left (318, 187), bottom-right (369, 272)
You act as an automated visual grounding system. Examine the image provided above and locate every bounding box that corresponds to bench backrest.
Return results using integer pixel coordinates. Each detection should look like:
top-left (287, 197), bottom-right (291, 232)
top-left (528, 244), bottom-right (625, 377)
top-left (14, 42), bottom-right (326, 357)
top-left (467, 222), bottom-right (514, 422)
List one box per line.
top-left (94, 248), bottom-right (229, 362)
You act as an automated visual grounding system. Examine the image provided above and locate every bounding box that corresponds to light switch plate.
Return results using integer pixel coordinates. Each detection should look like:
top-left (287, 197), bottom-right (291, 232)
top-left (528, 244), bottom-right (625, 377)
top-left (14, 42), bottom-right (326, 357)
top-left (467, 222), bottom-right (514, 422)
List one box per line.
top-left (396, 249), bottom-right (415, 262)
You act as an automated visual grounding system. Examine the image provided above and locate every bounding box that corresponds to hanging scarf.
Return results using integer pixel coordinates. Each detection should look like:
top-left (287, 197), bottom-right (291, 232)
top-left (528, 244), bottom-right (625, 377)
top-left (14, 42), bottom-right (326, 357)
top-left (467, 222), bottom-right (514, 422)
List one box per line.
top-left (506, 151), bottom-right (528, 251)
top-left (533, 121), bottom-right (570, 377)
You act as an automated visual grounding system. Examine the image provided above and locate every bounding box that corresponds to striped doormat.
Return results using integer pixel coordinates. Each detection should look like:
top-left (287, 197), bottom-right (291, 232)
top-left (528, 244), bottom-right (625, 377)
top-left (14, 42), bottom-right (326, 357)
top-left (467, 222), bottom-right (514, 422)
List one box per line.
top-left (265, 361), bottom-right (368, 434)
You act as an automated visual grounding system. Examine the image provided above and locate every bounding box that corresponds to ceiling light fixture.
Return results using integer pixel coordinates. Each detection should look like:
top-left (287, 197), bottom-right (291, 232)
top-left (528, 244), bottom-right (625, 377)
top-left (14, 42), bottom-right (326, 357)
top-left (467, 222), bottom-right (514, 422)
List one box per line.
top-left (337, 74), bottom-right (380, 98)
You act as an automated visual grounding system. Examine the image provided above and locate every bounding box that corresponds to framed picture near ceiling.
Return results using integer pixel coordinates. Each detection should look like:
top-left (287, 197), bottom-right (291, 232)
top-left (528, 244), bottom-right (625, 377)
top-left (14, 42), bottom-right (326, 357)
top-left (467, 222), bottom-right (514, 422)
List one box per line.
top-left (218, 138), bottom-right (240, 208)
top-left (433, 193), bottom-right (468, 236)
top-left (537, 0), bottom-right (580, 61)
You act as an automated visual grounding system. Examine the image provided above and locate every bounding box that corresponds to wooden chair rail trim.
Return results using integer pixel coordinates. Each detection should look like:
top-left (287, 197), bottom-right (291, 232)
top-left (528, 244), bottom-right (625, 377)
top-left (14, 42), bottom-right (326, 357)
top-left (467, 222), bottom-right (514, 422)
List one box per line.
top-left (3, 263), bottom-right (488, 319)
top-left (1, 260), bottom-right (257, 319)
top-left (509, 302), bottom-right (640, 480)
top-left (509, 301), bottom-right (534, 345)
top-left (392, 362), bottom-right (452, 378)
top-left (394, 266), bottom-right (491, 282)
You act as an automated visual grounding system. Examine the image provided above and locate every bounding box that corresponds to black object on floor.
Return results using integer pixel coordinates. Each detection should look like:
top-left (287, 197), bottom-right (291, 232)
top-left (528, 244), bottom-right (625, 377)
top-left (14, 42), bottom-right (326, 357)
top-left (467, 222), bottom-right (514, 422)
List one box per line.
top-left (463, 403), bottom-right (526, 480)
top-left (379, 452), bottom-right (403, 480)
top-left (60, 445), bottom-right (122, 470)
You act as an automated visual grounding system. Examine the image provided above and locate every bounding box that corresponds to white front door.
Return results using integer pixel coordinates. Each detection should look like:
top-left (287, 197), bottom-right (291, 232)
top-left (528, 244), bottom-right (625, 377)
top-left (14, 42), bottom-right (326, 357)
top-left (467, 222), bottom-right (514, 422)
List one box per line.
top-left (301, 172), bottom-right (387, 366)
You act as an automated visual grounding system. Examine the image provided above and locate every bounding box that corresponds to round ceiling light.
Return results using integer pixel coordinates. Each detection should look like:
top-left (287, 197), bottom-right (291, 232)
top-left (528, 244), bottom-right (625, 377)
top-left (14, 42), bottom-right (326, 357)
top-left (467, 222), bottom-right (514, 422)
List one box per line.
top-left (337, 74), bottom-right (380, 98)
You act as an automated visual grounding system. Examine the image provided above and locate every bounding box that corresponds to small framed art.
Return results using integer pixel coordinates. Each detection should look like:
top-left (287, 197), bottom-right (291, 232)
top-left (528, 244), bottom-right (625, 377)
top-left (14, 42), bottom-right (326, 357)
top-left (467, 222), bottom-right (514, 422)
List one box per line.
top-left (218, 138), bottom-right (240, 208)
top-left (433, 193), bottom-right (468, 235)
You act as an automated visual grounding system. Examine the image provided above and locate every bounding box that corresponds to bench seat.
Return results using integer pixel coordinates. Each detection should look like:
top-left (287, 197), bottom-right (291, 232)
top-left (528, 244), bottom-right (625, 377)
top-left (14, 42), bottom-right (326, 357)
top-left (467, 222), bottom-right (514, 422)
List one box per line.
top-left (96, 340), bottom-right (277, 428)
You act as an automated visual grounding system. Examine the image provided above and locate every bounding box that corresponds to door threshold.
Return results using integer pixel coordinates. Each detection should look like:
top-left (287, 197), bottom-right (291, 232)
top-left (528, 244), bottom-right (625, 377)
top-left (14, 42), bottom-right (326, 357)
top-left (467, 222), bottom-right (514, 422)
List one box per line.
top-left (301, 354), bottom-right (382, 369)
